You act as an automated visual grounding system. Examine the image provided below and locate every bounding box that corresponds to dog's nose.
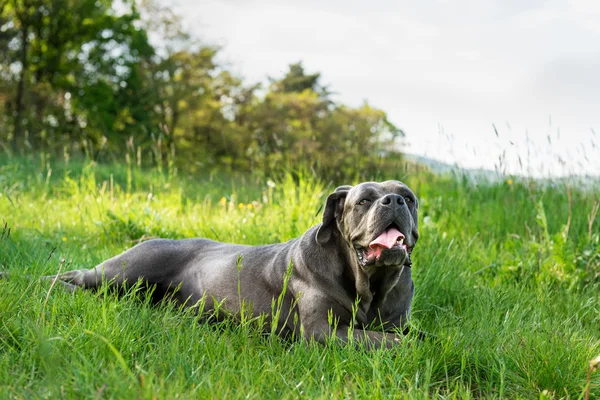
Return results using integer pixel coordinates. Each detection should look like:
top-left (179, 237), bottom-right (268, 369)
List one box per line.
top-left (381, 194), bottom-right (405, 206)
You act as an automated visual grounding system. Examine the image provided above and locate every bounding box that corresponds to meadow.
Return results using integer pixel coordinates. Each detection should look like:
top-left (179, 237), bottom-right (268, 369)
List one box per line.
top-left (0, 155), bottom-right (599, 399)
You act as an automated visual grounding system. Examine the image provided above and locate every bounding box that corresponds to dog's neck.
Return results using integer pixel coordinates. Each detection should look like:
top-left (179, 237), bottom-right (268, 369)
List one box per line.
top-left (335, 232), bottom-right (405, 316)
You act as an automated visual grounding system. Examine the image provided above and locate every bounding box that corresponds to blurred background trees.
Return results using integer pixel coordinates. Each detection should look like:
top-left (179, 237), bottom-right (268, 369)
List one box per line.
top-left (0, 0), bottom-right (405, 178)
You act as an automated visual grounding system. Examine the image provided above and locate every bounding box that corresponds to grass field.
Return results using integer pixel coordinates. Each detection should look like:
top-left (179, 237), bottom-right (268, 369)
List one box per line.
top-left (1, 155), bottom-right (599, 399)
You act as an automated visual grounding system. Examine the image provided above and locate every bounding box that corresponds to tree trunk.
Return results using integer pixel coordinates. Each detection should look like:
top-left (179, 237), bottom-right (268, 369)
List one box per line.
top-left (13, 22), bottom-right (29, 152)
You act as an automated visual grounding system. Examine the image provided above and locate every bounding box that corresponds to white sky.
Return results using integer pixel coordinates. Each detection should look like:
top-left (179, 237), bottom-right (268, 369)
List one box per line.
top-left (173, 0), bottom-right (600, 177)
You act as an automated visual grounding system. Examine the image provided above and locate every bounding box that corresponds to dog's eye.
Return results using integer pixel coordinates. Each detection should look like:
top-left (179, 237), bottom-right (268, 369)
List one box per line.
top-left (358, 199), bottom-right (369, 206)
top-left (404, 196), bottom-right (413, 203)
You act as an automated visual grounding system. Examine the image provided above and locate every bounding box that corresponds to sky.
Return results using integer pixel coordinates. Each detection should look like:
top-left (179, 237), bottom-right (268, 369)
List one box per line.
top-left (173, 0), bottom-right (600, 177)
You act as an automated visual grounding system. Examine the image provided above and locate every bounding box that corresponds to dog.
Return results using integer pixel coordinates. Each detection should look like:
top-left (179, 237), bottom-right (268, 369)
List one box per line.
top-left (40, 180), bottom-right (419, 347)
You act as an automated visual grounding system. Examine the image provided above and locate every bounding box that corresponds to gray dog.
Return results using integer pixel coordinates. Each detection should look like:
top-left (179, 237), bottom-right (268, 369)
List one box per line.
top-left (46, 180), bottom-right (419, 347)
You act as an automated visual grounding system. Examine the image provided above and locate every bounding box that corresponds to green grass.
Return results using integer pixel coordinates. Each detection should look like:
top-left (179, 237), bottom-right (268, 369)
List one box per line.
top-left (1, 155), bottom-right (599, 399)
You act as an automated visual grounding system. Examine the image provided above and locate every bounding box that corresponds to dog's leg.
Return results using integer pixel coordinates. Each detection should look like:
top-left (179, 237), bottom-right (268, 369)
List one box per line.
top-left (2, 270), bottom-right (84, 293)
top-left (42, 269), bottom-right (105, 291)
top-left (304, 323), bottom-right (404, 349)
top-left (44, 239), bottom-right (185, 291)
top-left (342, 327), bottom-right (405, 349)
top-left (1, 270), bottom-right (84, 294)
top-left (298, 293), bottom-right (406, 349)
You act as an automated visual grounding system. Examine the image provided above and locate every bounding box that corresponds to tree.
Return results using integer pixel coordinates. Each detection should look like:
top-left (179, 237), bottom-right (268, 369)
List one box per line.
top-left (0, 0), bottom-right (154, 154)
top-left (270, 62), bottom-right (328, 97)
top-left (0, 3), bottom-right (407, 180)
top-left (235, 63), bottom-right (404, 178)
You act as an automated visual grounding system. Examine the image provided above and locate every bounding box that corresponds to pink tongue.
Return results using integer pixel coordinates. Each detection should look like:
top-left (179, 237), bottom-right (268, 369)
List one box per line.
top-left (367, 227), bottom-right (404, 259)
top-left (370, 227), bottom-right (404, 249)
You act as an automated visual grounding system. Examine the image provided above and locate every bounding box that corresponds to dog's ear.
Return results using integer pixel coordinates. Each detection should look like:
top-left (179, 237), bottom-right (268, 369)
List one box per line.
top-left (316, 186), bottom-right (352, 245)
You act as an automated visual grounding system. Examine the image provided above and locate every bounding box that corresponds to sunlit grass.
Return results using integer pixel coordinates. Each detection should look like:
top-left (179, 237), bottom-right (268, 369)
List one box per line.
top-left (1, 155), bottom-right (599, 398)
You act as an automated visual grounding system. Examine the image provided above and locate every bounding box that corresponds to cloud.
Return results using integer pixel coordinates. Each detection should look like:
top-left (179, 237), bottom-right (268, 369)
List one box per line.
top-left (516, 0), bottom-right (600, 33)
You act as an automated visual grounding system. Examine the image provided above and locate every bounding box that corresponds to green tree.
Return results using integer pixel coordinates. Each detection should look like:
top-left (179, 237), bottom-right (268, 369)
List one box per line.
top-left (236, 63), bottom-right (404, 178)
top-left (270, 62), bottom-right (328, 97)
top-left (0, 0), bottom-right (153, 154)
top-left (0, 2), bottom-right (407, 179)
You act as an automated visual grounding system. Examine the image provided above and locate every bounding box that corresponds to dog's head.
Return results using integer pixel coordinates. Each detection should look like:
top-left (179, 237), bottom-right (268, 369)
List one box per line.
top-left (316, 181), bottom-right (419, 269)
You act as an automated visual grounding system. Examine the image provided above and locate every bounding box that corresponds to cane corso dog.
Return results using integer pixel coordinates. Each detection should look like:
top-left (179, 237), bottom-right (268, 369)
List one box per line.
top-left (44, 180), bottom-right (419, 347)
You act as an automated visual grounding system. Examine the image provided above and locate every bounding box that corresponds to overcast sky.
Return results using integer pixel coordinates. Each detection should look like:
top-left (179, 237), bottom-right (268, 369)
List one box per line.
top-left (173, 0), bottom-right (600, 177)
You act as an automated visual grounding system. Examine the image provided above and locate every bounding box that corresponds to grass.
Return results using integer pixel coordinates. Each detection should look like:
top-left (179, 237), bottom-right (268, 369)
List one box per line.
top-left (0, 154), bottom-right (599, 399)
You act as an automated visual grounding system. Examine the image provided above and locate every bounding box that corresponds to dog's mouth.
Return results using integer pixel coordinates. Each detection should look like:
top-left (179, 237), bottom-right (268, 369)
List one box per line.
top-left (355, 225), bottom-right (413, 267)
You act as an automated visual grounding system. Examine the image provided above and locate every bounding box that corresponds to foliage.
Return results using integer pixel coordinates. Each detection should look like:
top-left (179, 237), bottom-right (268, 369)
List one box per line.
top-left (1, 157), bottom-right (599, 398)
top-left (0, 0), bottom-right (154, 152)
top-left (0, 1), bottom-right (404, 180)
